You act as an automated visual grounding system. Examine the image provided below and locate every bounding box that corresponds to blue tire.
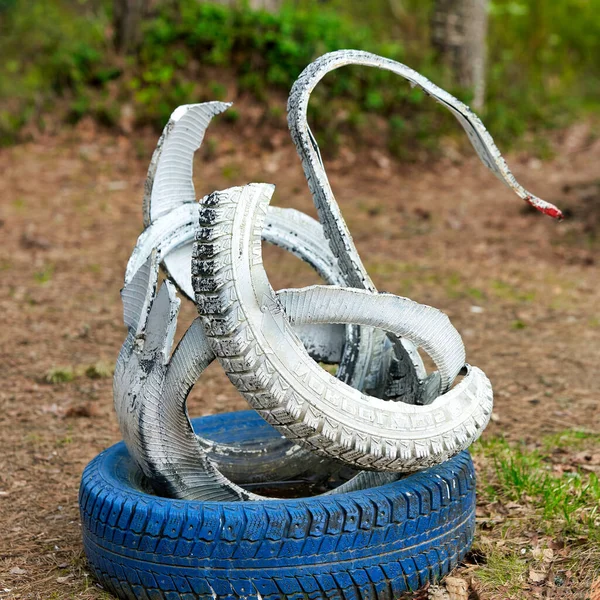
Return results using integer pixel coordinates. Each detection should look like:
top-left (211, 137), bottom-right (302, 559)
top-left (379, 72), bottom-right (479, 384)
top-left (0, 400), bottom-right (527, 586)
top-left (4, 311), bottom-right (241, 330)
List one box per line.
top-left (80, 411), bottom-right (476, 599)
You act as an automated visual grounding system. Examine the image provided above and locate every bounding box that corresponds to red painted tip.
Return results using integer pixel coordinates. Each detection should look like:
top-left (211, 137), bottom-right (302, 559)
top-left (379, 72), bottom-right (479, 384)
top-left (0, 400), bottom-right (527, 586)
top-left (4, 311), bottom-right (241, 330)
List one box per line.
top-left (540, 205), bottom-right (564, 221)
top-left (524, 194), bottom-right (564, 221)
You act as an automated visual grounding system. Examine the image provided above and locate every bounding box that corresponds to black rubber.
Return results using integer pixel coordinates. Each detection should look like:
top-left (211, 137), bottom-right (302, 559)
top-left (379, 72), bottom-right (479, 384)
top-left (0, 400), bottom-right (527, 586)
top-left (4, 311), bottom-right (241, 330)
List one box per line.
top-left (80, 411), bottom-right (476, 600)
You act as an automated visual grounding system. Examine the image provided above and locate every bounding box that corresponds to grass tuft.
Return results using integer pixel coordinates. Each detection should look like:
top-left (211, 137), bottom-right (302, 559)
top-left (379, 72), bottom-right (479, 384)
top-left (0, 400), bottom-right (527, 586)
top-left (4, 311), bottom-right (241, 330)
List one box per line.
top-left (319, 363), bottom-right (339, 376)
top-left (475, 550), bottom-right (528, 593)
top-left (470, 432), bottom-right (600, 596)
top-left (44, 367), bottom-right (74, 384)
top-left (85, 361), bottom-right (114, 380)
top-left (476, 436), bottom-right (600, 536)
top-left (33, 264), bottom-right (54, 284)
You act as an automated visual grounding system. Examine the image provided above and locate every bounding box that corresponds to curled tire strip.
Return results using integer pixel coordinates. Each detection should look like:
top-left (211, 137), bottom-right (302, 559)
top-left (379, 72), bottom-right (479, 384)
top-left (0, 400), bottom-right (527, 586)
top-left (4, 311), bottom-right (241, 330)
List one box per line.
top-left (287, 49), bottom-right (563, 402)
top-left (192, 184), bottom-right (493, 471)
top-left (135, 101), bottom-right (425, 399)
top-left (80, 411), bottom-right (477, 600)
top-left (278, 286), bottom-right (465, 393)
top-left (127, 203), bottom-right (349, 367)
top-left (120, 100), bottom-right (425, 498)
top-left (142, 101), bottom-right (230, 228)
top-left (287, 50), bottom-right (563, 253)
top-left (116, 251), bottom-right (400, 500)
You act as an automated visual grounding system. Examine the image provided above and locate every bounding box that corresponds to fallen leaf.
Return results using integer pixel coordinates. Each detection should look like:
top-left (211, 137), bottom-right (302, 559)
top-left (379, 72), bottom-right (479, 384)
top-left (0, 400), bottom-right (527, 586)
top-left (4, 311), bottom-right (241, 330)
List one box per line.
top-left (106, 180), bottom-right (127, 191)
top-left (445, 576), bottom-right (469, 600)
top-left (428, 585), bottom-right (450, 599)
top-left (20, 231), bottom-right (51, 250)
top-left (119, 104), bottom-right (135, 134)
top-left (549, 538), bottom-right (566, 551)
top-left (10, 567), bottom-right (26, 575)
top-left (56, 575), bottom-right (72, 584)
top-left (573, 451), bottom-right (600, 465)
top-left (529, 569), bottom-right (547, 583)
top-left (33, 454), bottom-right (52, 462)
top-left (41, 404), bottom-right (64, 417)
top-left (371, 149), bottom-right (391, 170)
top-left (543, 548), bottom-right (555, 562)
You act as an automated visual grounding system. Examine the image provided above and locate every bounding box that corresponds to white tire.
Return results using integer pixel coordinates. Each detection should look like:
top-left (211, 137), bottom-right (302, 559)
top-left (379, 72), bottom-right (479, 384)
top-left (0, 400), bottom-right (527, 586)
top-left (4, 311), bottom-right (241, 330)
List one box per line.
top-left (192, 184), bottom-right (493, 471)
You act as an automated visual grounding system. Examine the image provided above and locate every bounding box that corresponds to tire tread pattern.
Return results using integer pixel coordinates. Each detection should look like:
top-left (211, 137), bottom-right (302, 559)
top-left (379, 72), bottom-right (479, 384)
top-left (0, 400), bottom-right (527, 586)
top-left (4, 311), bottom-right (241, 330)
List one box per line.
top-left (80, 414), bottom-right (476, 600)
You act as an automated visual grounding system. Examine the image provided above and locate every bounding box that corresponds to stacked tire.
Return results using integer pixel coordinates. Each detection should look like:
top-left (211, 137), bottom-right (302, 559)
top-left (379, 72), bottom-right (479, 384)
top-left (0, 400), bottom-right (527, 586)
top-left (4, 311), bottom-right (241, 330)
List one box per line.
top-left (81, 413), bottom-right (476, 600)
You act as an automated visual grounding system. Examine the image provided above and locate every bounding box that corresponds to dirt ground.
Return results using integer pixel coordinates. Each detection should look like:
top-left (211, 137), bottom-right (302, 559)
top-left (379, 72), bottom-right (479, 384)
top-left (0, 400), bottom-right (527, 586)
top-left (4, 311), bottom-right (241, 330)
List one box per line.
top-left (0, 115), bottom-right (599, 599)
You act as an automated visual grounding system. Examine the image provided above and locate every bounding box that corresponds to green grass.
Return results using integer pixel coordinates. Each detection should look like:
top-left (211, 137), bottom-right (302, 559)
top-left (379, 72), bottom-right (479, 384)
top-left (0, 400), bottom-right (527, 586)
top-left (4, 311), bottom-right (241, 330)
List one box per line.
top-left (44, 366), bottom-right (75, 384)
top-left (542, 430), bottom-right (600, 452)
top-left (221, 163), bottom-right (242, 181)
top-left (470, 432), bottom-right (600, 594)
top-left (44, 362), bottom-right (114, 383)
top-left (475, 551), bottom-right (528, 594)
top-left (33, 264), bottom-right (54, 284)
top-left (318, 362), bottom-right (338, 376)
top-left (84, 361), bottom-right (114, 380)
top-left (491, 279), bottom-right (536, 303)
top-left (476, 435), bottom-right (600, 536)
top-left (56, 432), bottom-right (73, 446)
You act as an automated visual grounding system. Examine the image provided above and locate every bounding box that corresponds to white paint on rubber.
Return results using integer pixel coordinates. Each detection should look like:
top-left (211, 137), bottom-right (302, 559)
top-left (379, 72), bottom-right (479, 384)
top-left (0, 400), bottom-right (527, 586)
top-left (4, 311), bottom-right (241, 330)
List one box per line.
top-left (192, 184), bottom-right (493, 472)
top-left (115, 253), bottom-right (400, 500)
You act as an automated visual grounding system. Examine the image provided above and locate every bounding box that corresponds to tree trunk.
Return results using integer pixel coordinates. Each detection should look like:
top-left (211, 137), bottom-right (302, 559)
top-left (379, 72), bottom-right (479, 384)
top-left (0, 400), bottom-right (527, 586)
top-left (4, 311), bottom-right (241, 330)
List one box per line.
top-left (114, 0), bottom-right (152, 55)
top-left (248, 0), bottom-right (282, 10)
top-left (431, 0), bottom-right (488, 111)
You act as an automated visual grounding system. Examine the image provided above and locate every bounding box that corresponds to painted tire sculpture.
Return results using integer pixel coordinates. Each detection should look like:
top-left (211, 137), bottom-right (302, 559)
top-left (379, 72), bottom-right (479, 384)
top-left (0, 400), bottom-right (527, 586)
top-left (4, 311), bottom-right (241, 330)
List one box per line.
top-left (80, 411), bottom-right (477, 600)
top-left (130, 100), bottom-right (424, 399)
top-left (192, 183), bottom-right (493, 472)
top-left (115, 251), bottom-right (399, 501)
top-left (80, 49), bottom-right (563, 598)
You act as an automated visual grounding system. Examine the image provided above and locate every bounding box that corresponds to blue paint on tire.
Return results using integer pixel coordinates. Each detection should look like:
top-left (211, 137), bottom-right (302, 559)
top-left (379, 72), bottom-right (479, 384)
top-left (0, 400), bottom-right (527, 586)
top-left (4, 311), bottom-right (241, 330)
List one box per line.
top-left (80, 411), bottom-right (476, 599)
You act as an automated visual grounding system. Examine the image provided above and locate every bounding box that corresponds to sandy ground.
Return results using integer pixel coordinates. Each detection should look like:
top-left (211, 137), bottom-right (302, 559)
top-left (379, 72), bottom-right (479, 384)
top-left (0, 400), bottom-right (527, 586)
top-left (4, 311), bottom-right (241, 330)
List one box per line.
top-left (0, 116), bottom-right (599, 599)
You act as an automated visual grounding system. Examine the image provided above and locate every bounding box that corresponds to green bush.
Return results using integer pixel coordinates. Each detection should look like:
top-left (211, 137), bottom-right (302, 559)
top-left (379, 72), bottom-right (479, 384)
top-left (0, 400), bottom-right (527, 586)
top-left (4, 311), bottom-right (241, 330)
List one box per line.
top-left (0, 0), bottom-right (109, 144)
top-left (121, 0), bottom-right (461, 154)
top-left (485, 0), bottom-right (600, 138)
top-left (1, 0), bottom-right (599, 154)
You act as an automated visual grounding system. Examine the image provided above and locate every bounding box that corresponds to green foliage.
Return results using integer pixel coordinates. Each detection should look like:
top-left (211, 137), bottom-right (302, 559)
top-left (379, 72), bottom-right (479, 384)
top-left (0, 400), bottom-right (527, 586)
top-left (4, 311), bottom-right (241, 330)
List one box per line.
top-left (44, 367), bottom-right (75, 384)
top-left (0, 0), bottom-right (108, 144)
top-left (485, 0), bottom-right (600, 139)
top-left (330, 0), bottom-right (600, 144)
top-left (1, 0), bottom-right (599, 154)
top-left (133, 0), bottom-right (427, 146)
top-left (474, 434), bottom-right (600, 541)
top-left (84, 361), bottom-right (114, 380)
